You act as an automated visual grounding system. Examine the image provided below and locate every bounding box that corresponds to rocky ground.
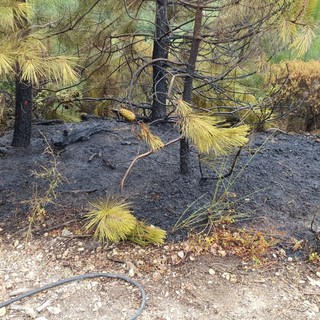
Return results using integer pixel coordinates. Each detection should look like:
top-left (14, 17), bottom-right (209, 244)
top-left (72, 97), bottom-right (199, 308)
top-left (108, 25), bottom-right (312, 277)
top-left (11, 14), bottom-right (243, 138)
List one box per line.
top-left (0, 119), bottom-right (319, 319)
top-left (0, 234), bottom-right (320, 320)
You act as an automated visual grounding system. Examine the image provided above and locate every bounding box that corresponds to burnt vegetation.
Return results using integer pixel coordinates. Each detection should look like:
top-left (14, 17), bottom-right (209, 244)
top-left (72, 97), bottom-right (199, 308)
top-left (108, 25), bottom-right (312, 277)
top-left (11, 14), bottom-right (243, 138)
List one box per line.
top-left (0, 0), bottom-right (320, 256)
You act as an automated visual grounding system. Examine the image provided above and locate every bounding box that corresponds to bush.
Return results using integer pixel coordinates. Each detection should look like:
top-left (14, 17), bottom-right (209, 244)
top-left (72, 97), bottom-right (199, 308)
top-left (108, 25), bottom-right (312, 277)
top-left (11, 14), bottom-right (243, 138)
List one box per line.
top-left (272, 60), bottom-right (320, 132)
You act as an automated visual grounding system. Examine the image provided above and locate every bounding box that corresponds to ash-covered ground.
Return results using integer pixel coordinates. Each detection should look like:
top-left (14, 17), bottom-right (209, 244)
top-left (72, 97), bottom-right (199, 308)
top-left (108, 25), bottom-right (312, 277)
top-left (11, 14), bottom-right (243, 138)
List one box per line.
top-left (0, 119), bottom-right (319, 245)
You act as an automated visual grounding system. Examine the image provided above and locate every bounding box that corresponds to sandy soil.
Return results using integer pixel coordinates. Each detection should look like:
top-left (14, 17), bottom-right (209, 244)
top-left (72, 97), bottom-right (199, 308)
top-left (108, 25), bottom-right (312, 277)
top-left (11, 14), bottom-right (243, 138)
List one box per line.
top-left (0, 234), bottom-right (320, 320)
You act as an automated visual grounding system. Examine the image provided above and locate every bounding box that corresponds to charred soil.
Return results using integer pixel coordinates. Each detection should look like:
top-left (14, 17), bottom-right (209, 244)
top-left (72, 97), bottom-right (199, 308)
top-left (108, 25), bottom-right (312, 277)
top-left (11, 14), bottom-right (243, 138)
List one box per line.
top-left (0, 119), bottom-right (320, 319)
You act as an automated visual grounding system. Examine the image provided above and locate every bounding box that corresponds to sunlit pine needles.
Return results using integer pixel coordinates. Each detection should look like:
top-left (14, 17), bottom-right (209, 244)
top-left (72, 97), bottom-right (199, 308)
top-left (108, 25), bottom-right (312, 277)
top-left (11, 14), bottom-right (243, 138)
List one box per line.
top-left (85, 197), bottom-right (137, 243)
top-left (138, 122), bottom-right (165, 151)
top-left (176, 99), bottom-right (249, 155)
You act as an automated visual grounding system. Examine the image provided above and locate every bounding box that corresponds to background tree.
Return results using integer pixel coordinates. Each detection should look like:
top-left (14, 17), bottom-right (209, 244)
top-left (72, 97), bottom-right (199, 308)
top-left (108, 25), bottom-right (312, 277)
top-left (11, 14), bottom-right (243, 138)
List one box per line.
top-left (1, 0), bottom-right (318, 160)
top-left (151, 0), bottom-right (170, 120)
top-left (179, 0), bottom-right (203, 174)
top-left (163, 0), bottom-right (291, 173)
top-left (12, 0), bottom-right (32, 147)
top-left (0, 0), bottom-right (78, 147)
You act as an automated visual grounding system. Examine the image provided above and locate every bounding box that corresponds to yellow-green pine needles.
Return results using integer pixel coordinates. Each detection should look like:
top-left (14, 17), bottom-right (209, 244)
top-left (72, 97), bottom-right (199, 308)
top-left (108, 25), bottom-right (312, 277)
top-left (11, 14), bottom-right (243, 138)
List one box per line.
top-left (138, 122), bottom-right (165, 151)
top-left (85, 197), bottom-right (167, 245)
top-left (128, 221), bottom-right (167, 246)
top-left (85, 197), bottom-right (137, 243)
top-left (176, 99), bottom-right (249, 155)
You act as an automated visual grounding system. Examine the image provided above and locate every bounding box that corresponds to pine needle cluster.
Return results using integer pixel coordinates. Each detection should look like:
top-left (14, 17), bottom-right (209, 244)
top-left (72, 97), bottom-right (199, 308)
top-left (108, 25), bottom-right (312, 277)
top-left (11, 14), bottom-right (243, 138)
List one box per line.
top-left (85, 197), bottom-right (166, 245)
top-left (138, 122), bottom-right (165, 151)
top-left (85, 198), bottom-right (137, 243)
top-left (128, 221), bottom-right (166, 246)
top-left (0, 2), bottom-right (31, 31)
top-left (176, 99), bottom-right (249, 155)
top-left (0, 2), bottom-right (78, 86)
top-left (279, 0), bottom-right (318, 57)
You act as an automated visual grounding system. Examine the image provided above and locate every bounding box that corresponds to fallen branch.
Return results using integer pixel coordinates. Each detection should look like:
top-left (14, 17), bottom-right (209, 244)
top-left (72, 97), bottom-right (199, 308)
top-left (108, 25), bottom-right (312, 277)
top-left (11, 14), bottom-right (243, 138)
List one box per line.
top-left (120, 136), bottom-right (182, 192)
top-left (52, 123), bottom-right (113, 149)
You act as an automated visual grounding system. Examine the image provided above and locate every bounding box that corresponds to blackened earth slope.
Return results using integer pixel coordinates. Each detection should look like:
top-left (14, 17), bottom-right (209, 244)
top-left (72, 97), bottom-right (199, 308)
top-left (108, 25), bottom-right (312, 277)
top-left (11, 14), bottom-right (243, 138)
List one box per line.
top-left (0, 121), bottom-right (319, 241)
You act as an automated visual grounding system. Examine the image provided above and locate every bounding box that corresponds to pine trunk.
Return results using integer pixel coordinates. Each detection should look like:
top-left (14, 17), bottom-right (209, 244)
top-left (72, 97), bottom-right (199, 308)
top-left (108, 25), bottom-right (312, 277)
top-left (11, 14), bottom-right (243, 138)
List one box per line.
top-left (180, 1), bottom-right (203, 175)
top-left (151, 0), bottom-right (169, 120)
top-left (11, 0), bottom-right (33, 147)
top-left (12, 78), bottom-right (33, 147)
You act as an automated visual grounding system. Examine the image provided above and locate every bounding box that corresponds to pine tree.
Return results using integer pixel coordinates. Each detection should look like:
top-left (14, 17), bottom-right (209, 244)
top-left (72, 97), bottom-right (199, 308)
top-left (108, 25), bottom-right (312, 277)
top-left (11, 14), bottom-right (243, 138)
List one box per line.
top-left (0, 0), bottom-right (78, 147)
top-left (279, 0), bottom-right (320, 57)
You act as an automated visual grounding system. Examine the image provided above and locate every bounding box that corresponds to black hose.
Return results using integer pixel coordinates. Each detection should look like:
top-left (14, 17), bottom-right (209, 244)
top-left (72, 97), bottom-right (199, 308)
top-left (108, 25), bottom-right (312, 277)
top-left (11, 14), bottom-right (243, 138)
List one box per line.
top-left (0, 273), bottom-right (146, 320)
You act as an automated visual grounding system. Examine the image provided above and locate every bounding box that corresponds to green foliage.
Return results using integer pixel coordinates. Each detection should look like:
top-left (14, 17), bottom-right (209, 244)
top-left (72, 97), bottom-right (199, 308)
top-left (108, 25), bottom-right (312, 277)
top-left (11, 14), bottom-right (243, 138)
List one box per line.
top-left (0, 1), bottom-right (78, 85)
top-left (47, 105), bottom-right (81, 122)
top-left (237, 106), bottom-right (276, 131)
top-left (33, 88), bottom-right (82, 121)
top-left (270, 0), bottom-right (320, 60)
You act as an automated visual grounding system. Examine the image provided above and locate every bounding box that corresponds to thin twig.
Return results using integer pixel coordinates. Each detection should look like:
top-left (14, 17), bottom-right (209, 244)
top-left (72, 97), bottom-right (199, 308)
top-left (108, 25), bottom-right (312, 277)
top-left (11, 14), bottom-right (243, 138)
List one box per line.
top-left (120, 136), bottom-right (182, 192)
top-left (310, 206), bottom-right (319, 233)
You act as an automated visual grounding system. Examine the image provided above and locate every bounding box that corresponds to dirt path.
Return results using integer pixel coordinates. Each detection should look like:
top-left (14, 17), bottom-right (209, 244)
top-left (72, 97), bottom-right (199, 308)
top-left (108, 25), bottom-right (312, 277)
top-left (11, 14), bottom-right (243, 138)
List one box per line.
top-left (0, 233), bottom-right (320, 320)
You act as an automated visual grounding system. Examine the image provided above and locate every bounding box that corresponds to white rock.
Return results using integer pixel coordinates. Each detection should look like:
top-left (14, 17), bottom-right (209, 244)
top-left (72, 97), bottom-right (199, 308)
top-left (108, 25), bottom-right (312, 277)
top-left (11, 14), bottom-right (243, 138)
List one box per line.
top-left (36, 300), bottom-right (52, 312)
top-left (208, 268), bottom-right (215, 275)
top-left (47, 306), bottom-right (61, 315)
top-left (61, 228), bottom-right (73, 237)
top-left (308, 303), bottom-right (320, 313)
top-left (128, 268), bottom-right (135, 277)
top-left (0, 307), bottom-right (6, 317)
top-left (24, 306), bottom-right (37, 319)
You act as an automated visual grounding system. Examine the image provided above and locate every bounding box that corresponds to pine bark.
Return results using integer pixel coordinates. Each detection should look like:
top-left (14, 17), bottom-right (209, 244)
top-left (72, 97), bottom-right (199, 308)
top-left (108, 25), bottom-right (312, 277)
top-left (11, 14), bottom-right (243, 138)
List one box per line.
top-left (12, 78), bottom-right (33, 147)
top-left (151, 0), bottom-right (170, 120)
top-left (180, 0), bottom-right (203, 175)
top-left (12, 0), bottom-right (33, 147)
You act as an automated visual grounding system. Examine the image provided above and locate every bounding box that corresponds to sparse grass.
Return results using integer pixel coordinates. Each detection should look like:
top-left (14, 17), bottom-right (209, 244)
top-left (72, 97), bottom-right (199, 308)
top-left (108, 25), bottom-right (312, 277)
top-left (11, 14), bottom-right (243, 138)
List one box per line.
top-left (173, 133), bottom-right (274, 233)
top-left (26, 133), bottom-right (64, 239)
top-left (173, 133), bottom-right (279, 263)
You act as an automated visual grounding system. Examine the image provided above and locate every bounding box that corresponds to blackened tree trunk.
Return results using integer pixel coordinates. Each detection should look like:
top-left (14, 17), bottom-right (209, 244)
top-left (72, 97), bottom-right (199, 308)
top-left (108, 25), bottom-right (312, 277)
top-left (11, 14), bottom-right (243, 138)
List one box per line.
top-left (12, 0), bottom-right (33, 147)
top-left (12, 78), bottom-right (33, 147)
top-left (151, 0), bottom-right (170, 120)
top-left (180, 0), bottom-right (203, 175)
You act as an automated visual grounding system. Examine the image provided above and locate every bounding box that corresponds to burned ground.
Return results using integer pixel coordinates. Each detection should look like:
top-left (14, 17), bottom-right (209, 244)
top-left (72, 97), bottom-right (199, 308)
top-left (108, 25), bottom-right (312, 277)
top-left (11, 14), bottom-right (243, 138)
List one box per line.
top-left (0, 119), bottom-right (319, 247)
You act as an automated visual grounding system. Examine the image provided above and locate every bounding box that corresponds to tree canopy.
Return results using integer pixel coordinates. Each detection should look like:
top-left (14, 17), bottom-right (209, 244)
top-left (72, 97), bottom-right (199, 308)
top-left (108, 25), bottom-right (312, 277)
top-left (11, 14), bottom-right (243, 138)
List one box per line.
top-left (0, 0), bottom-right (319, 150)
